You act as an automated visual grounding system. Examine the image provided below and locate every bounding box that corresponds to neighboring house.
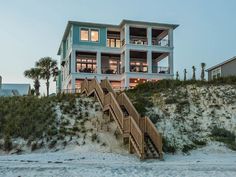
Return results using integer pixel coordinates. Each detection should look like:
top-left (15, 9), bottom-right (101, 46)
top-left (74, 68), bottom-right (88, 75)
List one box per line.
top-left (0, 76), bottom-right (31, 96)
top-left (206, 56), bottom-right (236, 80)
top-left (57, 19), bottom-right (178, 92)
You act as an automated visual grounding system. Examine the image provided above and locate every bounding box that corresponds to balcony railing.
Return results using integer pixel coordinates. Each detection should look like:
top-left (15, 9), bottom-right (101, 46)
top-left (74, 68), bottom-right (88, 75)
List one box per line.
top-left (101, 67), bottom-right (120, 74)
top-left (78, 67), bottom-right (97, 73)
top-left (130, 36), bottom-right (148, 45)
top-left (152, 38), bottom-right (169, 47)
top-left (152, 66), bottom-right (170, 74)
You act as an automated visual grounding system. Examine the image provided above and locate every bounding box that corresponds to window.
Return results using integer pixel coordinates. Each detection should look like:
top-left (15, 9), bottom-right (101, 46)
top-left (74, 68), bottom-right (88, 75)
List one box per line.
top-left (212, 67), bottom-right (221, 80)
top-left (76, 56), bottom-right (97, 73)
top-left (91, 29), bottom-right (99, 42)
top-left (80, 28), bottom-right (89, 41)
top-left (80, 28), bottom-right (100, 42)
top-left (107, 38), bottom-right (121, 48)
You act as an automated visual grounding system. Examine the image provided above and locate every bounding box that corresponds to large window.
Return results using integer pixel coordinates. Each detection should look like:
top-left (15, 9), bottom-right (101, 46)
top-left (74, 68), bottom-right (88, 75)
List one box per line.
top-left (130, 62), bottom-right (147, 72)
top-left (76, 56), bottom-right (96, 73)
top-left (212, 67), bottom-right (221, 79)
top-left (80, 28), bottom-right (99, 42)
top-left (80, 28), bottom-right (89, 41)
top-left (107, 38), bottom-right (121, 48)
top-left (91, 29), bottom-right (99, 42)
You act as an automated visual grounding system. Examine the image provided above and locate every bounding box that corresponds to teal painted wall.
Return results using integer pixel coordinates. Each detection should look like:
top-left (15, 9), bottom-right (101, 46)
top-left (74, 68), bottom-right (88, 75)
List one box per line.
top-left (72, 24), bottom-right (107, 47)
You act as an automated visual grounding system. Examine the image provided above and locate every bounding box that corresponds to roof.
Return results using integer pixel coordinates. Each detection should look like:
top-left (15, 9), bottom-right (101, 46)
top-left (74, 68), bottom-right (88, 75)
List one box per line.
top-left (57, 19), bottom-right (179, 55)
top-left (1, 84), bottom-right (31, 96)
top-left (0, 89), bottom-right (19, 97)
top-left (206, 56), bottom-right (236, 71)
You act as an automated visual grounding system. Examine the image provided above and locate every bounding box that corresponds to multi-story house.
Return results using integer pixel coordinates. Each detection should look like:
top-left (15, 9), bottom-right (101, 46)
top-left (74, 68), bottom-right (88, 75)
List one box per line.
top-left (56, 19), bottom-right (178, 92)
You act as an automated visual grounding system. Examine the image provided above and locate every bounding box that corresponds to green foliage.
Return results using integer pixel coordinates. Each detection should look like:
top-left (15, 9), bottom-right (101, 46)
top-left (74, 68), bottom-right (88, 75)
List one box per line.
top-left (126, 76), bottom-right (236, 116)
top-left (162, 137), bottom-right (176, 154)
top-left (211, 127), bottom-right (236, 150)
top-left (182, 144), bottom-right (196, 153)
top-left (0, 96), bottom-right (56, 139)
top-left (48, 140), bottom-right (57, 149)
top-left (91, 133), bottom-right (98, 142)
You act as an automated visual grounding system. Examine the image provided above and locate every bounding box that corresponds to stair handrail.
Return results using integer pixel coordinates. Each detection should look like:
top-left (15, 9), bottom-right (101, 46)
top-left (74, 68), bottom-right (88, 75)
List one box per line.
top-left (130, 117), bottom-right (144, 158)
top-left (81, 78), bottom-right (89, 93)
top-left (100, 79), bottom-right (116, 97)
top-left (104, 92), bottom-right (124, 128)
top-left (117, 93), bottom-right (140, 125)
top-left (144, 116), bottom-right (163, 159)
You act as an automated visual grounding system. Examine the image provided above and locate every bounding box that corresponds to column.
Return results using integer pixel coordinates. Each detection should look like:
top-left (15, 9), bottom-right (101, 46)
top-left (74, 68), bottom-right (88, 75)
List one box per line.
top-left (124, 77), bottom-right (130, 89)
top-left (96, 51), bottom-right (101, 74)
top-left (124, 49), bottom-right (130, 73)
top-left (168, 52), bottom-right (174, 75)
top-left (125, 25), bottom-right (130, 45)
top-left (71, 49), bottom-right (76, 73)
top-left (147, 50), bottom-right (152, 74)
top-left (71, 75), bottom-right (75, 93)
top-left (168, 28), bottom-right (174, 47)
top-left (147, 26), bottom-right (152, 46)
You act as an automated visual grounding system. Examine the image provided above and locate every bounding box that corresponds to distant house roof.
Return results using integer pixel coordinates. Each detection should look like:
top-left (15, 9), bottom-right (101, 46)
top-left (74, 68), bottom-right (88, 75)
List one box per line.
top-left (206, 56), bottom-right (236, 71)
top-left (0, 89), bottom-right (20, 97)
top-left (1, 84), bottom-right (31, 96)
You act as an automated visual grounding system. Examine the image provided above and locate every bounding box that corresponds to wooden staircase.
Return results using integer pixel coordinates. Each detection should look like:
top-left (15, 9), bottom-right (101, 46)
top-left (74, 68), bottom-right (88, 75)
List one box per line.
top-left (81, 78), bottom-right (163, 160)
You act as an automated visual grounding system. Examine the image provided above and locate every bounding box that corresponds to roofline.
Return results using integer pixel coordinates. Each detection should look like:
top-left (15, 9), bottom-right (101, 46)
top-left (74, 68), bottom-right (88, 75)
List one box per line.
top-left (206, 56), bottom-right (236, 71)
top-left (57, 19), bottom-right (179, 55)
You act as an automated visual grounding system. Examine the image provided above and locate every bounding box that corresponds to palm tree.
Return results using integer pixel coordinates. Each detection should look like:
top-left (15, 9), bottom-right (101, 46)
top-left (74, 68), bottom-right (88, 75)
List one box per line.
top-left (201, 62), bottom-right (206, 81)
top-left (192, 66), bottom-right (196, 80)
top-left (184, 69), bottom-right (187, 81)
top-left (36, 57), bottom-right (58, 96)
top-left (24, 68), bottom-right (41, 96)
top-left (176, 71), bottom-right (179, 80)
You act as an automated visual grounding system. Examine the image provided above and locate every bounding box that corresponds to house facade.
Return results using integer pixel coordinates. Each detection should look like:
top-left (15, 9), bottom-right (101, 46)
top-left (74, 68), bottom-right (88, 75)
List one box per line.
top-left (206, 56), bottom-right (236, 80)
top-left (57, 20), bottom-right (178, 92)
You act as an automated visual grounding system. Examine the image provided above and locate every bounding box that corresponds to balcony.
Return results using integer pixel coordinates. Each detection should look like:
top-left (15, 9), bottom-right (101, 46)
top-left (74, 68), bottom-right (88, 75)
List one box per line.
top-left (130, 36), bottom-right (148, 45)
top-left (152, 66), bottom-right (170, 74)
top-left (152, 38), bottom-right (169, 47)
top-left (101, 67), bottom-right (120, 74)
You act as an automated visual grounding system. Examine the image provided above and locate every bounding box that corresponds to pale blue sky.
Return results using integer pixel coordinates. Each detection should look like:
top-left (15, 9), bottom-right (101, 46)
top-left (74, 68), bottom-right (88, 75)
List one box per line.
top-left (0, 0), bottom-right (236, 93)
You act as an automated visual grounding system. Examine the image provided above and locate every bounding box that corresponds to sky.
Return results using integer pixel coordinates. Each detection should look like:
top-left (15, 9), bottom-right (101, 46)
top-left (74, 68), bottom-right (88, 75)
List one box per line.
top-left (0, 0), bottom-right (236, 94)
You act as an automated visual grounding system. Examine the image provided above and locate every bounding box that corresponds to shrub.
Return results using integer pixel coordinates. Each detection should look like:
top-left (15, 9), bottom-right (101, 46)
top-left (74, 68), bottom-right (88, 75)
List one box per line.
top-left (91, 133), bottom-right (98, 142)
top-left (162, 137), bottom-right (176, 154)
top-left (182, 144), bottom-right (196, 153)
top-left (149, 114), bottom-right (160, 124)
top-left (31, 142), bottom-right (38, 151)
top-left (211, 127), bottom-right (236, 150)
top-left (48, 140), bottom-right (57, 149)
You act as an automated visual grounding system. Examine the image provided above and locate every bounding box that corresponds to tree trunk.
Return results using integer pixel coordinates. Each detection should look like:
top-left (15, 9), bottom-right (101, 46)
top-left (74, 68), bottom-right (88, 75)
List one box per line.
top-left (34, 79), bottom-right (40, 96)
top-left (46, 79), bottom-right (49, 96)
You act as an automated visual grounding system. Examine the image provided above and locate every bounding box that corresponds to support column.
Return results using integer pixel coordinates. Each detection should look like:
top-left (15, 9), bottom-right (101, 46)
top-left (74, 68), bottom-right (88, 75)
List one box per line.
top-left (168, 52), bottom-right (174, 75)
top-left (147, 50), bottom-right (152, 74)
top-left (96, 51), bottom-right (101, 74)
top-left (168, 28), bottom-right (174, 47)
top-left (124, 77), bottom-right (130, 89)
top-left (71, 49), bottom-right (76, 73)
top-left (71, 75), bottom-right (76, 93)
top-left (125, 25), bottom-right (130, 45)
top-left (124, 49), bottom-right (130, 73)
top-left (147, 26), bottom-right (152, 46)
